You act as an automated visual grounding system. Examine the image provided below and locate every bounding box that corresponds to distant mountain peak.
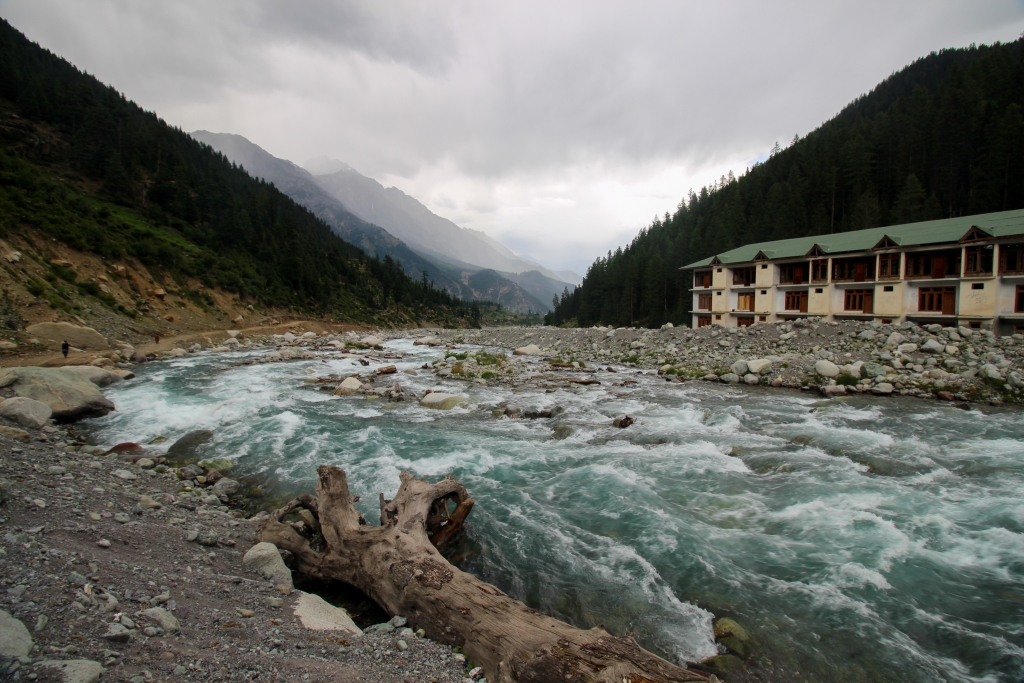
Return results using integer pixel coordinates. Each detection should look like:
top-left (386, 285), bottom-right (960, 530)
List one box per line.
top-left (304, 156), bottom-right (356, 176)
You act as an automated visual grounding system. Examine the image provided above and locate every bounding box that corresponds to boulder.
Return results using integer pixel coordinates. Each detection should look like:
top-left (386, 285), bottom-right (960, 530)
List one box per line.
top-left (25, 322), bottom-right (109, 351)
top-left (167, 429), bottom-right (214, 459)
top-left (857, 330), bottom-right (877, 340)
top-left (871, 383), bottom-right (895, 395)
top-left (980, 364), bottom-right (1003, 381)
top-left (212, 477), bottom-right (240, 498)
top-left (746, 359), bottom-right (772, 374)
top-left (283, 332), bottom-right (297, 343)
top-left (292, 591), bottom-right (362, 635)
top-left (164, 348), bottom-right (187, 358)
top-left (814, 360), bottom-right (840, 378)
top-left (197, 458), bottom-right (233, 472)
top-left (729, 360), bottom-right (748, 377)
top-left (743, 373), bottom-right (760, 385)
top-left (140, 606), bottom-right (179, 633)
top-left (897, 343), bottom-right (918, 354)
top-left (243, 542), bottom-right (294, 594)
top-left (0, 425), bottom-right (30, 442)
top-left (413, 336), bottom-right (442, 346)
top-left (419, 392), bottom-right (468, 410)
top-left (35, 660), bottom-right (103, 683)
top-left (360, 336), bottom-right (384, 347)
top-left (0, 367), bottom-right (114, 421)
top-left (0, 397), bottom-right (52, 428)
top-left (719, 373), bottom-right (740, 384)
top-left (920, 339), bottom-right (944, 353)
top-left (59, 366), bottom-right (123, 387)
top-left (660, 323), bottom-right (674, 330)
top-left (513, 344), bottom-right (543, 356)
top-left (885, 332), bottom-right (906, 347)
top-left (861, 361), bottom-right (887, 378)
top-left (820, 385), bottom-right (847, 397)
top-left (226, 330), bottom-right (241, 338)
top-left (333, 377), bottom-right (363, 396)
top-left (0, 609), bottom-right (32, 657)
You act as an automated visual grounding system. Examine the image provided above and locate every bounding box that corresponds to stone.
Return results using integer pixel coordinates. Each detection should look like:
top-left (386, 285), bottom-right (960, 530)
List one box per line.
top-left (0, 397), bottom-right (53, 428)
top-left (167, 430), bottom-right (214, 459)
top-left (397, 639), bottom-right (409, 651)
top-left (333, 377), bottom-right (363, 396)
top-left (242, 542), bottom-right (293, 594)
top-left (136, 458), bottom-right (155, 469)
top-left (857, 330), bottom-right (877, 340)
top-left (861, 361), bottom-right (887, 378)
top-left (419, 393), bottom-right (468, 410)
top-left (212, 478), bottom-right (240, 498)
top-left (885, 332), bottom-right (906, 347)
top-left (814, 360), bottom-right (840, 378)
top-left (95, 539), bottom-right (111, 548)
top-left (897, 343), bottom-right (918, 354)
top-left (0, 425), bottom-right (30, 442)
top-left (25, 322), bottom-right (109, 350)
top-left (920, 339), bottom-right (944, 353)
top-left (141, 607), bottom-right (179, 633)
top-left (360, 336), bottom-right (384, 347)
top-left (236, 608), bottom-right (255, 618)
top-left (197, 458), bottom-right (233, 472)
top-left (513, 344), bottom-right (544, 356)
top-left (714, 617), bottom-right (750, 643)
top-left (746, 359), bottom-right (772, 374)
top-left (0, 609), bottom-right (32, 657)
top-left (719, 373), bottom-right (740, 384)
top-left (138, 495), bottom-right (162, 509)
top-left (980, 364), bottom-right (1003, 381)
top-left (112, 470), bottom-right (137, 480)
top-left (871, 383), bottom-right (895, 395)
top-left (743, 373), bottom-right (760, 385)
top-left (100, 622), bottom-right (132, 643)
top-left (292, 591), bottom-right (362, 635)
top-left (0, 367), bottom-right (115, 421)
top-left (729, 360), bottom-right (748, 377)
top-left (660, 322), bottom-right (674, 330)
top-left (389, 615), bottom-right (408, 627)
top-left (59, 366), bottom-right (123, 387)
top-left (413, 336), bottom-right (442, 346)
top-left (820, 385), bottom-right (847, 397)
top-left (35, 660), bottom-right (103, 683)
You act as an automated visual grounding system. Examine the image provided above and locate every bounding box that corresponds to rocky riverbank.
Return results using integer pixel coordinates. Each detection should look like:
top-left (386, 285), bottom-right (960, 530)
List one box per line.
top-left (0, 419), bottom-right (474, 683)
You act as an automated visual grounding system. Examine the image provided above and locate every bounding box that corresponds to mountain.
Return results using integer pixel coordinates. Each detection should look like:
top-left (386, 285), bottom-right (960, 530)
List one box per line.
top-left (0, 18), bottom-right (477, 328)
top-left (548, 38), bottom-right (1024, 328)
top-left (305, 160), bottom-right (580, 285)
top-left (189, 132), bottom-right (548, 313)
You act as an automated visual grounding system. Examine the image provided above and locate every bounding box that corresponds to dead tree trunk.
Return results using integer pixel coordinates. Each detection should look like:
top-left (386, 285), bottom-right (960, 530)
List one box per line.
top-left (259, 465), bottom-right (711, 683)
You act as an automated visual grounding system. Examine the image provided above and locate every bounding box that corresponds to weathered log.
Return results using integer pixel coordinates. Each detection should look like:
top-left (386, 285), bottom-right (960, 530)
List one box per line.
top-left (259, 465), bottom-right (712, 683)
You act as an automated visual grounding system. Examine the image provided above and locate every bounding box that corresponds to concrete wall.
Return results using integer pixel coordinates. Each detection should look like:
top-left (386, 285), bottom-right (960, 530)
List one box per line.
top-left (808, 286), bottom-right (830, 315)
top-left (756, 263), bottom-right (774, 287)
top-left (959, 279), bottom-right (997, 317)
top-left (874, 282), bottom-right (903, 317)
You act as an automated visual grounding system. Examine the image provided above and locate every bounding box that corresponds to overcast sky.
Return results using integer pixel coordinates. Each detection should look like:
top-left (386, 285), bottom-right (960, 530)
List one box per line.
top-left (3, 2), bottom-right (1024, 275)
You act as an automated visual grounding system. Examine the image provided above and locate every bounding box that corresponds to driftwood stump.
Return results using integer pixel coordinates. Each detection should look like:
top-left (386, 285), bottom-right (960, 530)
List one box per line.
top-left (259, 465), bottom-right (711, 683)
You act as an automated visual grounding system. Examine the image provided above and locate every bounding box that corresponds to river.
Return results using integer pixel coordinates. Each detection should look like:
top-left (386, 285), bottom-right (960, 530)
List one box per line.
top-left (82, 339), bottom-right (1024, 682)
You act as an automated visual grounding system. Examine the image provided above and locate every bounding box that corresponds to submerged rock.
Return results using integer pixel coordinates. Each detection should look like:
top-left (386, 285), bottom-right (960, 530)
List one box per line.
top-left (167, 429), bottom-right (214, 459)
top-left (419, 393), bottom-right (468, 410)
top-left (333, 377), bottom-right (363, 396)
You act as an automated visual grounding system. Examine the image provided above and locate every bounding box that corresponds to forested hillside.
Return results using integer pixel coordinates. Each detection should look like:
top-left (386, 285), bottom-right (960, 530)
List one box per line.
top-left (0, 18), bottom-right (477, 327)
top-left (548, 38), bottom-right (1024, 328)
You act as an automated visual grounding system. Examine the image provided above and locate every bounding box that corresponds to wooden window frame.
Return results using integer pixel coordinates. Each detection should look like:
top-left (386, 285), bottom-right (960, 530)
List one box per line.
top-left (784, 290), bottom-right (808, 312)
top-left (732, 267), bottom-right (755, 287)
top-left (878, 253), bottom-right (901, 280)
top-left (811, 259), bottom-right (829, 283)
top-left (964, 245), bottom-right (994, 275)
top-left (694, 271), bottom-right (712, 288)
top-left (1000, 244), bottom-right (1024, 275)
top-left (918, 287), bottom-right (956, 315)
top-left (697, 293), bottom-right (712, 311)
top-left (1017, 285), bottom-right (1024, 314)
top-left (697, 316), bottom-right (712, 328)
top-left (736, 316), bottom-right (754, 327)
top-left (844, 289), bottom-right (874, 314)
top-left (779, 263), bottom-right (807, 285)
top-left (737, 293), bottom-right (755, 312)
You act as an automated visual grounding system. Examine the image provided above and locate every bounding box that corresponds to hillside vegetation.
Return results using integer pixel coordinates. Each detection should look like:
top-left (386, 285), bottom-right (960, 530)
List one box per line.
top-left (548, 38), bottom-right (1024, 328)
top-left (0, 18), bottom-right (479, 332)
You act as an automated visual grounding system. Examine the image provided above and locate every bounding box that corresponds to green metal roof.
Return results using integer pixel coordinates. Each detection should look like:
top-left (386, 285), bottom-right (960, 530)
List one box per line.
top-left (681, 208), bottom-right (1024, 270)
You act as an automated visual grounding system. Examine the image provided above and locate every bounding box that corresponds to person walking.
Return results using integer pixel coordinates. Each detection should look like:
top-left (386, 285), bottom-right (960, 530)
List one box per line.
top-left (155, 334), bottom-right (161, 345)
top-left (61, 340), bottom-right (69, 358)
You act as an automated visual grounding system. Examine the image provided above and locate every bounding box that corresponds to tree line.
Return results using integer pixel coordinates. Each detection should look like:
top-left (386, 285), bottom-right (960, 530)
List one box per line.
top-left (548, 38), bottom-right (1024, 328)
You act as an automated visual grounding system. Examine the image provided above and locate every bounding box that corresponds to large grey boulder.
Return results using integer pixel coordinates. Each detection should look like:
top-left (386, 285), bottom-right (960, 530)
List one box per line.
top-left (885, 332), bottom-right (906, 347)
top-left (814, 360), bottom-right (840, 378)
top-left (871, 383), bottom-right (895, 395)
top-left (729, 360), bottom-right (748, 377)
top-left (0, 397), bottom-right (52, 428)
top-left (719, 373), bottom-right (740, 384)
top-left (513, 344), bottom-right (543, 356)
top-left (920, 339), bottom-right (944, 353)
top-left (167, 429), bottom-right (213, 458)
top-left (333, 377), bottom-right (363, 396)
top-left (0, 367), bottom-right (114, 421)
top-left (292, 591), bottom-right (361, 635)
top-left (212, 477), bottom-right (240, 498)
top-left (419, 393), bottom-right (468, 409)
top-left (746, 359), bottom-right (773, 375)
top-left (861, 361), bottom-right (888, 379)
top-left (980, 364), bottom-right (1003, 381)
top-left (897, 343), bottom-right (918, 354)
top-left (743, 373), bottom-right (760, 385)
top-left (35, 660), bottom-right (104, 683)
top-left (0, 609), bottom-right (33, 657)
top-left (59, 365), bottom-right (123, 387)
top-left (243, 542), bottom-right (293, 594)
top-left (25, 322), bottom-right (109, 350)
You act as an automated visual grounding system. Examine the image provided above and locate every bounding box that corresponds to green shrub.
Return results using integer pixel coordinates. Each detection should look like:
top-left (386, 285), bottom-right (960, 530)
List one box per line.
top-left (836, 373), bottom-right (859, 386)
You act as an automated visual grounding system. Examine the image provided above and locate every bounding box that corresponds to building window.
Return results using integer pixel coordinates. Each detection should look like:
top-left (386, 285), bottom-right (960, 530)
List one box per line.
top-left (737, 293), bottom-right (755, 311)
top-left (717, 268), bottom-right (722, 273)
top-left (779, 263), bottom-right (807, 285)
top-left (1001, 244), bottom-right (1024, 274)
top-left (698, 293), bottom-right (712, 310)
top-left (878, 254), bottom-right (901, 279)
top-left (761, 264), bottom-right (768, 269)
top-left (694, 271), bottom-right (712, 288)
top-left (964, 245), bottom-right (993, 275)
top-left (715, 314), bottom-right (722, 320)
top-left (811, 259), bottom-right (829, 283)
top-left (814, 288), bottom-right (823, 294)
top-left (716, 291), bottom-right (721, 296)
top-left (697, 316), bottom-right (712, 327)
top-left (732, 267), bottom-right (755, 286)
top-left (919, 287), bottom-right (956, 314)
top-left (759, 315), bottom-right (767, 322)
top-left (969, 321), bottom-right (982, 329)
top-left (881, 319), bottom-right (892, 324)
top-left (972, 283), bottom-right (984, 290)
top-left (833, 258), bottom-right (875, 282)
top-left (737, 317), bottom-right (754, 327)
top-left (907, 251), bottom-right (959, 279)
top-left (761, 290), bottom-right (767, 295)
top-left (883, 285), bottom-right (894, 292)
top-left (1017, 285), bottom-right (1024, 313)
top-left (844, 289), bottom-right (874, 314)
top-left (784, 291), bottom-right (808, 312)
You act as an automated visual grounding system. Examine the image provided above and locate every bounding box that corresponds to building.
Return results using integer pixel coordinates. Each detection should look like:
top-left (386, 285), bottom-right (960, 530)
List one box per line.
top-left (681, 209), bottom-right (1024, 335)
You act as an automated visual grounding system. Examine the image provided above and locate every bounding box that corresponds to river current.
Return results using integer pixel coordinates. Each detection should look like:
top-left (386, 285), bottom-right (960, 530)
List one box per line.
top-left (83, 339), bottom-right (1024, 682)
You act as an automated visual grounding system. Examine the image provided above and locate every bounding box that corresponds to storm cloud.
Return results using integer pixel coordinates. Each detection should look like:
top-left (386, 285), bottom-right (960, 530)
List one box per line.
top-left (2, 1), bottom-right (1022, 273)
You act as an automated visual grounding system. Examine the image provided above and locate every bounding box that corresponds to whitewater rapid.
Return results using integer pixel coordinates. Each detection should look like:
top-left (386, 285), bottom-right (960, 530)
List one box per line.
top-left (84, 339), bottom-right (1024, 682)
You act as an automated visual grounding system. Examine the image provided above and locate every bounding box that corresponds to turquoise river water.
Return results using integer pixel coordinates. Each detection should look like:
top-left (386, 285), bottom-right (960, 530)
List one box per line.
top-left (83, 339), bottom-right (1024, 682)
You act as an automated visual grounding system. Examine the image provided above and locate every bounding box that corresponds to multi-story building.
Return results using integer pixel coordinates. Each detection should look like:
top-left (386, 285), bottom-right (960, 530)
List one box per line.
top-left (681, 209), bottom-right (1024, 334)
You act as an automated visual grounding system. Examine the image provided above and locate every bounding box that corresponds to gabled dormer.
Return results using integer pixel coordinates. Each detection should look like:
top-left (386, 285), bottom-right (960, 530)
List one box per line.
top-left (806, 244), bottom-right (828, 257)
top-left (753, 250), bottom-right (775, 261)
top-left (873, 235), bottom-right (900, 250)
top-left (709, 256), bottom-right (723, 266)
top-left (959, 226), bottom-right (993, 243)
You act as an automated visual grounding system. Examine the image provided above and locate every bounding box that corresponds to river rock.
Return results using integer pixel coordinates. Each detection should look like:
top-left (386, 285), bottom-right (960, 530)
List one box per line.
top-left (861, 361), bottom-right (887, 378)
top-left (167, 429), bottom-right (213, 459)
top-left (871, 383), bottom-right (895, 395)
top-left (746, 358), bottom-right (773, 374)
top-left (719, 373), bottom-right (740, 384)
top-left (820, 384), bottom-right (847, 397)
top-left (413, 336), bottom-right (441, 346)
top-left (0, 367), bottom-right (115, 421)
top-left (26, 322), bottom-right (109, 350)
top-left (100, 622), bottom-right (131, 643)
top-left (885, 331), bottom-right (906, 347)
top-left (897, 343), bottom-right (918, 354)
top-left (333, 377), bottom-right (363, 396)
top-left (814, 360), bottom-right (840, 378)
top-left (729, 360), bottom-right (748, 376)
top-left (35, 660), bottom-right (103, 683)
top-left (197, 457), bottom-right (232, 472)
top-left (0, 609), bottom-right (32, 657)
top-left (59, 366), bottom-right (124, 387)
top-left (743, 373), bottom-right (760, 385)
top-left (292, 591), bottom-right (361, 635)
top-left (243, 542), bottom-right (293, 594)
top-left (920, 339), bottom-right (944, 353)
top-left (513, 344), bottom-right (543, 356)
top-left (980, 364), bottom-right (1003, 381)
top-left (141, 607), bottom-right (179, 633)
top-left (360, 336), bottom-right (384, 347)
top-left (857, 330), bottom-right (877, 340)
top-left (419, 393), bottom-right (468, 410)
top-left (0, 397), bottom-right (52, 428)
top-left (212, 477), bottom-right (240, 498)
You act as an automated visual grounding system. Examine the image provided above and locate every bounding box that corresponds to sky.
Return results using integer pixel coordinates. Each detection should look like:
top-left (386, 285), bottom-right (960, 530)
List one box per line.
top-left (3, 2), bottom-right (1024, 276)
